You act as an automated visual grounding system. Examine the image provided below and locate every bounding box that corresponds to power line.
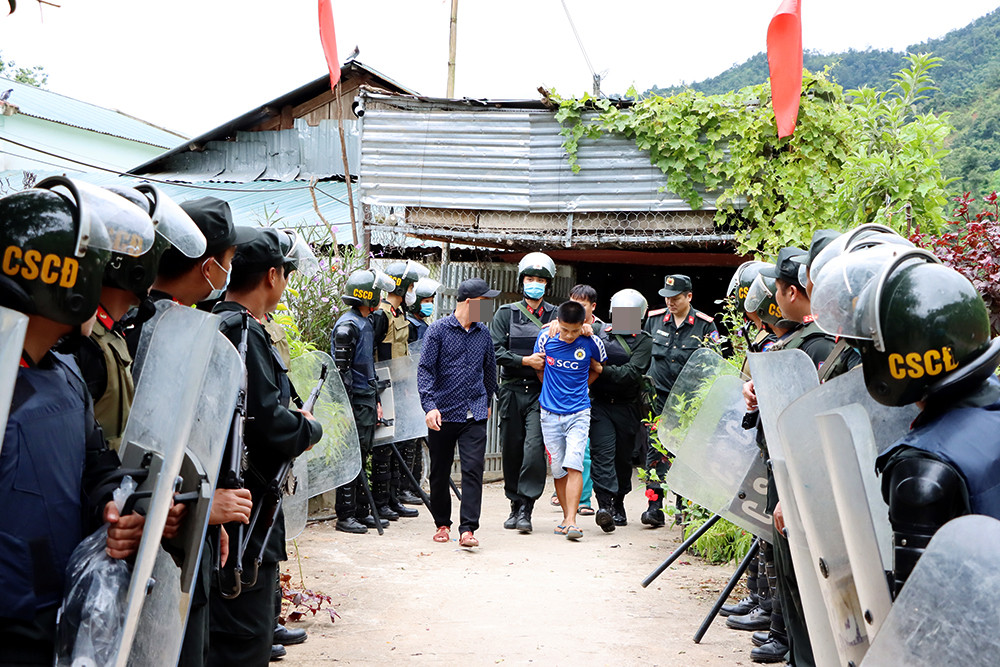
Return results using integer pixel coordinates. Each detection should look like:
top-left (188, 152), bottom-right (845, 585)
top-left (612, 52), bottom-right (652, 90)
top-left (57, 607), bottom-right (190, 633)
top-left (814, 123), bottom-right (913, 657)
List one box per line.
top-left (0, 134), bottom-right (356, 206)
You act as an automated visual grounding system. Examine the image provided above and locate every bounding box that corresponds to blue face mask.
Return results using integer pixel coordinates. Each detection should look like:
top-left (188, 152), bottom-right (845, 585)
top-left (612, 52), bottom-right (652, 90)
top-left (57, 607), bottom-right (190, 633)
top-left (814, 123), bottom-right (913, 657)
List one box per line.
top-left (523, 282), bottom-right (546, 300)
top-left (204, 257), bottom-right (231, 301)
top-left (420, 303), bottom-right (434, 317)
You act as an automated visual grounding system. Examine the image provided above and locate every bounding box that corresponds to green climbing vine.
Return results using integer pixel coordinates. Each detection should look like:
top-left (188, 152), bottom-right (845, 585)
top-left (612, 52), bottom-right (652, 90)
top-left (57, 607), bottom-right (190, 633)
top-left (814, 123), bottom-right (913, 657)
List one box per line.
top-left (553, 53), bottom-right (953, 256)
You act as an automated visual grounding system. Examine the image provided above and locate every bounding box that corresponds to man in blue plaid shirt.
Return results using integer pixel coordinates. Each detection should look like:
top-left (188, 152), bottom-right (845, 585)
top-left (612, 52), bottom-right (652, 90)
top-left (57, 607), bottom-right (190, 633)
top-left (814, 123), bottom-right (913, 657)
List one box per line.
top-left (417, 278), bottom-right (499, 548)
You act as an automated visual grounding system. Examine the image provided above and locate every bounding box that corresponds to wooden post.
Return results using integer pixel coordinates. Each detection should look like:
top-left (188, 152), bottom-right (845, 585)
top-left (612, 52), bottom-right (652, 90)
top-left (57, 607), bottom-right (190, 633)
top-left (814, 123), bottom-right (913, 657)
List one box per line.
top-left (447, 0), bottom-right (459, 97)
top-left (335, 79), bottom-right (359, 248)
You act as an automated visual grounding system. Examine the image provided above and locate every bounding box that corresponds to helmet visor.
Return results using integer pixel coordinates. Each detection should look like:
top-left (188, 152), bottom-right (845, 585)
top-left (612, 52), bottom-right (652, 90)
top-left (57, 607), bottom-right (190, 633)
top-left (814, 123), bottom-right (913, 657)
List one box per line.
top-left (372, 270), bottom-right (397, 293)
top-left (280, 229), bottom-right (320, 277)
top-left (415, 277), bottom-right (442, 299)
top-left (811, 245), bottom-right (926, 340)
top-left (39, 177), bottom-right (155, 257)
top-left (402, 260), bottom-right (431, 283)
top-left (136, 184), bottom-right (207, 258)
top-left (744, 274), bottom-right (774, 314)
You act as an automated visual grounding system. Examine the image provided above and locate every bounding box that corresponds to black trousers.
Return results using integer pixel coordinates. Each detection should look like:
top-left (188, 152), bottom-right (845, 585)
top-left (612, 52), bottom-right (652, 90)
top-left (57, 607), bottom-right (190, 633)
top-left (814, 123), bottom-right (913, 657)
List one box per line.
top-left (773, 525), bottom-right (814, 667)
top-left (208, 561), bottom-right (278, 667)
top-left (589, 399), bottom-right (641, 497)
top-left (497, 382), bottom-right (546, 502)
top-left (427, 419), bottom-right (487, 534)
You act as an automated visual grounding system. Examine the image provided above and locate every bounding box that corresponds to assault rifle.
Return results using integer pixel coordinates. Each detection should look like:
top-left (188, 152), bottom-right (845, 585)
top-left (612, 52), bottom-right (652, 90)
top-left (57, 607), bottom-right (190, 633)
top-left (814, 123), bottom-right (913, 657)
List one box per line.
top-left (215, 311), bottom-right (250, 599)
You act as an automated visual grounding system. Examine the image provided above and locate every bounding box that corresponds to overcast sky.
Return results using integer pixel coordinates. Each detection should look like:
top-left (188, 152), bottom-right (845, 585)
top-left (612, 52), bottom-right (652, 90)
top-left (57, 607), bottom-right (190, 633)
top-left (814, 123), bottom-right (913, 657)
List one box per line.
top-left (1, 0), bottom-right (998, 138)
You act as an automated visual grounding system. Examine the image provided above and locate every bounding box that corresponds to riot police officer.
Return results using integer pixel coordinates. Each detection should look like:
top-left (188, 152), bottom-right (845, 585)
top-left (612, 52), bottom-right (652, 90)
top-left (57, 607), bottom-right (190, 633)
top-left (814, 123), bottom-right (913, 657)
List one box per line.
top-left (331, 269), bottom-right (397, 534)
top-left (589, 289), bottom-right (652, 532)
top-left (490, 251), bottom-right (559, 533)
top-left (0, 178), bottom-right (153, 664)
top-left (641, 274), bottom-right (718, 527)
top-left (370, 260), bottom-right (428, 521)
top-left (812, 245), bottom-right (1000, 596)
top-left (209, 228), bottom-right (322, 667)
top-left (407, 277), bottom-right (441, 343)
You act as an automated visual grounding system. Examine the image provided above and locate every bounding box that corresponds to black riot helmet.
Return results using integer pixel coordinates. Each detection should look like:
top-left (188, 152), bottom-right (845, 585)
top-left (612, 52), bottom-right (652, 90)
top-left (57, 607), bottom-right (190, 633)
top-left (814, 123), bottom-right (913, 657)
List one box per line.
top-left (727, 261), bottom-right (770, 307)
top-left (0, 177), bottom-right (155, 325)
top-left (383, 260), bottom-right (430, 297)
top-left (815, 246), bottom-right (1000, 406)
top-left (342, 269), bottom-right (397, 308)
top-left (102, 185), bottom-right (206, 299)
top-left (743, 272), bottom-right (783, 327)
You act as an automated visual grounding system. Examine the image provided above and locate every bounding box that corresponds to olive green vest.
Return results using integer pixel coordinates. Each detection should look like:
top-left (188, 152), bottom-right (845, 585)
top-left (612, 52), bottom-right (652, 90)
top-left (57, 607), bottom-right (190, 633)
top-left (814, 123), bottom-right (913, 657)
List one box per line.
top-left (378, 300), bottom-right (410, 358)
top-left (262, 318), bottom-right (291, 367)
top-left (91, 319), bottom-right (135, 451)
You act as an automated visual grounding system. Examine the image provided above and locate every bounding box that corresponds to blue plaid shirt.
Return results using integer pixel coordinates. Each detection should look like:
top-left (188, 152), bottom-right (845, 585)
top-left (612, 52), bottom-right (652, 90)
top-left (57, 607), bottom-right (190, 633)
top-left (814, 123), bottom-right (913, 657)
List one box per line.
top-left (417, 314), bottom-right (497, 422)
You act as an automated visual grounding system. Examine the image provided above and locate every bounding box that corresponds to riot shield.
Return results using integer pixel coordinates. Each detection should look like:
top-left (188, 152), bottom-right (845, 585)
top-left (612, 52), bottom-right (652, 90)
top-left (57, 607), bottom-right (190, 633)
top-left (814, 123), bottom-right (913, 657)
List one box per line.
top-left (775, 366), bottom-right (918, 665)
top-left (862, 515), bottom-right (1000, 666)
top-left (408, 338), bottom-right (423, 356)
top-left (374, 354), bottom-right (428, 446)
top-left (288, 350), bottom-right (362, 496)
top-left (282, 455), bottom-right (309, 541)
top-left (663, 374), bottom-right (770, 539)
top-left (769, 459), bottom-right (841, 667)
top-left (130, 298), bottom-right (176, 383)
top-left (658, 348), bottom-right (742, 456)
top-left (816, 406), bottom-right (894, 639)
top-left (746, 349), bottom-right (819, 460)
top-left (113, 306), bottom-right (242, 667)
top-left (0, 306), bottom-right (28, 453)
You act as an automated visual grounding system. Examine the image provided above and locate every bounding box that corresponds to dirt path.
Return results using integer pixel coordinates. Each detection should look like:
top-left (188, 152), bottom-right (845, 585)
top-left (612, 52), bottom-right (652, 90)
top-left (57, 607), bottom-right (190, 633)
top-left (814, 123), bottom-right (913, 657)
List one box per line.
top-left (281, 478), bottom-right (756, 666)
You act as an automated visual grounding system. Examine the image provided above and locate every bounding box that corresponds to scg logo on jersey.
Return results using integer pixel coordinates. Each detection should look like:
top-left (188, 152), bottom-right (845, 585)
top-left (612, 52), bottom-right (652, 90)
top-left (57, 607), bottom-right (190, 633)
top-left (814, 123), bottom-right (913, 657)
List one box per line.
top-left (887, 347), bottom-right (959, 380)
top-left (546, 356), bottom-right (582, 370)
top-left (2, 246), bottom-right (79, 288)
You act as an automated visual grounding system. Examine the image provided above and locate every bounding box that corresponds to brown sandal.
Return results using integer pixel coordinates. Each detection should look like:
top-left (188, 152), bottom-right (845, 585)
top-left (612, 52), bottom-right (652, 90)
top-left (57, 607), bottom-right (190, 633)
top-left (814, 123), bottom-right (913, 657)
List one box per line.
top-left (459, 531), bottom-right (479, 548)
top-left (433, 526), bottom-right (450, 543)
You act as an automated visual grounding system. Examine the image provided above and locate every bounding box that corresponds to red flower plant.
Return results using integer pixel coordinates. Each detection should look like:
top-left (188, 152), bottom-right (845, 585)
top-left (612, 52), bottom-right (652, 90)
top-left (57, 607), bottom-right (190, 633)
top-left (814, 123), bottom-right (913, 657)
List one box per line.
top-left (645, 489), bottom-right (659, 502)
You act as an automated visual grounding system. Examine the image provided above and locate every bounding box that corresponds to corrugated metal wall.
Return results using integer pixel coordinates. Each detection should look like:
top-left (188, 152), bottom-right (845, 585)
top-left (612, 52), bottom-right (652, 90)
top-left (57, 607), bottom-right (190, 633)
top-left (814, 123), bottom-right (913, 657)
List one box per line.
top-left (358, 98), bottom-right (717, 214)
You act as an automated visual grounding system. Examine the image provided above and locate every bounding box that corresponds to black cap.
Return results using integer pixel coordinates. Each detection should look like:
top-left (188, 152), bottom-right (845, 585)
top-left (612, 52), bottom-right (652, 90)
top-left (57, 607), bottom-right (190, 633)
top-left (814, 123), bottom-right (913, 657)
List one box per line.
top-left (760, 247), bottom-right (807, 284)
top-left (180, 197), bottom-right (255, 254)
top-left (231, 227), bottom-right (283, 274)
top-left (658, 274), bottom-right (693, 298)
top-left (457, 277), bottom-right (500, 302)
top-left (807, 229), bottom-right (842, 268)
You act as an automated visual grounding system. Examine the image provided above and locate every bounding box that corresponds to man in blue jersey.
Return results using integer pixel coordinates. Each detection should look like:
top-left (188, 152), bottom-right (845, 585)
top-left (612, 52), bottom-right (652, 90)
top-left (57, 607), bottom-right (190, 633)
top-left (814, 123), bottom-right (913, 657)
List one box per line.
top-left (534, 300), bottom-right (607, 540)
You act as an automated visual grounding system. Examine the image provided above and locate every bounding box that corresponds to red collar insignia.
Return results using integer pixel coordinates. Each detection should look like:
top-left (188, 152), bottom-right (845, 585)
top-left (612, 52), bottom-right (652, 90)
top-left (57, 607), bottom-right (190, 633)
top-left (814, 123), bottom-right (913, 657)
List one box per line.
top-left (803, 314), bottom-right (815, 323)
top-left (687, 315), bottom-right (695, 325)
top-left (96, 305), bottom-right (116, 331)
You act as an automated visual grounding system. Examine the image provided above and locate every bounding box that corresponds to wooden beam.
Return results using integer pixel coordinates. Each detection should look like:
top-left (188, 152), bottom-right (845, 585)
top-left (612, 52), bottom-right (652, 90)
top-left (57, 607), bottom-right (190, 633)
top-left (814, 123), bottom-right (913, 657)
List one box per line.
top-left (510, 249), bottom-right (749, 267)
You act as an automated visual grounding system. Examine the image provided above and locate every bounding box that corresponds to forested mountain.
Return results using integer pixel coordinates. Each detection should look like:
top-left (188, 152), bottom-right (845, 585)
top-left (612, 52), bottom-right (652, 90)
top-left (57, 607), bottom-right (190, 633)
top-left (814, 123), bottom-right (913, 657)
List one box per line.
top-left (647, 7), bottom-right (1000, 196)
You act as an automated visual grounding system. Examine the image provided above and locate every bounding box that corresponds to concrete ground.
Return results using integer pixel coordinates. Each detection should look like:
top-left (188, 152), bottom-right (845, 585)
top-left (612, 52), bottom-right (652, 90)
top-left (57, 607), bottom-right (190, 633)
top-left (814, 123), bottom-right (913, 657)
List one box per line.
top-left (280, 477), bottom-right (757, 666)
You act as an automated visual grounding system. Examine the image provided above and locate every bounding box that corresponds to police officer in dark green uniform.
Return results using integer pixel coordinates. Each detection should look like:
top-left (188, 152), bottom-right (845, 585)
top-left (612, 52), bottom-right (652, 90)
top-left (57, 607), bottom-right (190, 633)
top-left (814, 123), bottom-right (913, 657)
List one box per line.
top-left (641, 274), bottom-right (718, 527)
top-left (209, 228), bottom-right (322, 667)
top-left (589, 289), bottom-right (652, 532)
top-left (490, 252), bottom-right (558, 534)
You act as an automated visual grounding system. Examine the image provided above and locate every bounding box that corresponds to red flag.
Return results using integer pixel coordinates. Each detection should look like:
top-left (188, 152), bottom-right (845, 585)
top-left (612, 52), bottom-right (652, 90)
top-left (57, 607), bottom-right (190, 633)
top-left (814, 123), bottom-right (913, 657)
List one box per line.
top-left (318, 0), bottom-right (340, 90)
top-left (766, 0), bottom-right (802, 138)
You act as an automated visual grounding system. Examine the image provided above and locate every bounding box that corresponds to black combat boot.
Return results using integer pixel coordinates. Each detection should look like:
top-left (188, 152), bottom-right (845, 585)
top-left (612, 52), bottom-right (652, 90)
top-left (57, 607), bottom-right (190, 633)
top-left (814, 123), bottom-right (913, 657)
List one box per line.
top-left (503, 499), bottom-right (522, 530)
top-left (750, 636), bottom-right (789, 663)
top-left (335, 482), bottom-right (368, 534)
top-left (358, 514), bottom-right (389, 529)
top-left (720, 594), bottom-right (758, 618)
top-left (389, 485), bottom-right (419, 518)
top-left (640, 495), bottom-right (665, 528)
top-left (398, 488), bottom-right (423, 505)
top-left (613, 495), bottom-right (628, 526)
top-left (594, 491), bottom-right (616, 533)
top-left (372, 457), bottom-right (399, 520)
top-left (725, 606), bottom-right (771, 631)
top-left (516, 498), bottom-right (534, 533)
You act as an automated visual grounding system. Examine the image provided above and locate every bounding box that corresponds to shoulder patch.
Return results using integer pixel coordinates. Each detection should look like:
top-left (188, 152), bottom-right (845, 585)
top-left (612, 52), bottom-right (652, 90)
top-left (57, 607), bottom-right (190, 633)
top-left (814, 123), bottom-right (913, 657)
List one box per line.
top-left (695, 311), bottom-right (714, 323)
top-left (647, 307), bottom-right (667, 316)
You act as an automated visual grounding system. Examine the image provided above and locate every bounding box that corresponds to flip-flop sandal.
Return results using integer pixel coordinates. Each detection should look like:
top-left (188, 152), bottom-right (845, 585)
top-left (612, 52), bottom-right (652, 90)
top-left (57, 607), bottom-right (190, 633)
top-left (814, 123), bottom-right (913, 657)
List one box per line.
top-left (578, 506), bottom-right (595, 516)
top-left (565, 525), bottom-right (583, 540)
top-left (550, 493), bottom-right (561, 507)
top-left (553, 524), bottom-right (568, 535)
top-left (433, 526), bottom-right (450, 543)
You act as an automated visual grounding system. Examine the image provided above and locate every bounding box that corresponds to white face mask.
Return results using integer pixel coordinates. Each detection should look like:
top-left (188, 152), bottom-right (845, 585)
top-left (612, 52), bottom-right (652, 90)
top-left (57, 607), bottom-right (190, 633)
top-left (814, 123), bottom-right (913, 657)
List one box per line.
top-left (405, 289), bottom-right (416, 307)
top-left (204, 257), bottom-right (231, 300)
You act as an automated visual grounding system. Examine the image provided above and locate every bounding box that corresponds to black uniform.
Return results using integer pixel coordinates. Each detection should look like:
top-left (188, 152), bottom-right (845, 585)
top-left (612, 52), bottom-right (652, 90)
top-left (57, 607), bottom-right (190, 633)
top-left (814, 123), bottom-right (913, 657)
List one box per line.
top-left (490, 300), bottom-right (557, 505)
top-left (331, 307), bottom-right (380, 524)
top-left (209, 302), bottom-right (322, 667)
top-left (0, 352), bottom-right (121, 665)
top-left (589, 323), bottom-right (652, 507)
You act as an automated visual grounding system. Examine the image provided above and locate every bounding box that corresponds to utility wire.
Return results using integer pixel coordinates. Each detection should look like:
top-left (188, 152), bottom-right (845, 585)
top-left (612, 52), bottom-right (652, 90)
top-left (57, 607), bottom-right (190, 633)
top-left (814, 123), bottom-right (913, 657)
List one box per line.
top-left (0, 134), bottom-right (355, 206)
top-left (560, 0), bottom-right (599, 88)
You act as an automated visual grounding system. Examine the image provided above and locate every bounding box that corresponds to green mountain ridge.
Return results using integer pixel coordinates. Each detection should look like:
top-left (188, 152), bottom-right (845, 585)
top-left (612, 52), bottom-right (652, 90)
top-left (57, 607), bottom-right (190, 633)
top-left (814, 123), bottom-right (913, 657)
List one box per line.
top-left (647, 6), bottom-right (1000, 195)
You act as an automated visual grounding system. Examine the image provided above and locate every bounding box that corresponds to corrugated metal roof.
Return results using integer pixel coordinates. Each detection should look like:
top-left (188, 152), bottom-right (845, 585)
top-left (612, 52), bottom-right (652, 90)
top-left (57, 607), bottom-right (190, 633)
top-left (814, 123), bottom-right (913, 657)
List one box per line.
top-left (0, 77), bottom-right (186, 148)
top-left (0, 169), bottom-right (359, 245)
top-left (358, 94), bottom-right (725, 213)
top-left (142, 119), bottom-right (359, 184)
